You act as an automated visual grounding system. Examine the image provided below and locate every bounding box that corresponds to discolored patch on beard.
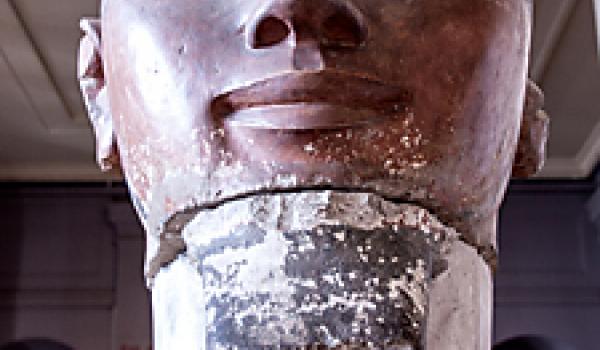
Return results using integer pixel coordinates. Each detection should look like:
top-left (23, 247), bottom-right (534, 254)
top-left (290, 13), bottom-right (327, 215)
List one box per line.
top-left (179, 192), bottom-right (455, 349)
top-left (202, 224), bottom-right (436, 349)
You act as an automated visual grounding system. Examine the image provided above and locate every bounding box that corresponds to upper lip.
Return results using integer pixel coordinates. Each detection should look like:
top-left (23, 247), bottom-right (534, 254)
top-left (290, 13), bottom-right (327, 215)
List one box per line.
top-left (210, 71), bottom-right (414, 120)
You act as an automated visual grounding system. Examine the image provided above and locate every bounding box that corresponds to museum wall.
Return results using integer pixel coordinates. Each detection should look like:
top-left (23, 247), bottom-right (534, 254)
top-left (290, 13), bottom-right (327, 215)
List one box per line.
top-left (0, 185), bottom-right (151, 350)
top-left (495, 176), bottom-right (600, 350)
top-left (0, 178), bottom-right (599, 350)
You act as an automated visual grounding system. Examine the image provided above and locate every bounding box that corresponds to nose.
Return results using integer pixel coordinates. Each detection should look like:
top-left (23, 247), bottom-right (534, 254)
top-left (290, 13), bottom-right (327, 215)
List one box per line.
top-left (250, 0), bottom-right (367, 70)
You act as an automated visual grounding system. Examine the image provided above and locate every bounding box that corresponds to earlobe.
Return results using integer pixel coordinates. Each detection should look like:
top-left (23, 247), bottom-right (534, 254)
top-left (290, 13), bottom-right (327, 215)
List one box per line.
top-left (511, 80), bottom-right (550, 178)
top-left (79, 18), bottom-right (120, 172)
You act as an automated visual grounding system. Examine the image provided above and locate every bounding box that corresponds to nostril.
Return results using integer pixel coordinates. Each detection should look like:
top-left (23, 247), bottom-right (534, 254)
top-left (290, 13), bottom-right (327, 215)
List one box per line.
top-left (321, 11), bottom-right (366, 48)
top-left (253, 16), bottom-right (291, 49)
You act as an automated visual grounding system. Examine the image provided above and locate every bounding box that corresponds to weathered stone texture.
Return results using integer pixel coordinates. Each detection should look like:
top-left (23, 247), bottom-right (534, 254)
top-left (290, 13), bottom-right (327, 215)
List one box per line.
top-left (151, 192), bottom-right (490, 349)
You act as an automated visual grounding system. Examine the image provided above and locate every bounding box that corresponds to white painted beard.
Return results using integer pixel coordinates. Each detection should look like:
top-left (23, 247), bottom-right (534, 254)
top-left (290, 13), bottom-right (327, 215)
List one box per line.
top-left (150, 191), bottom-right (491, 350)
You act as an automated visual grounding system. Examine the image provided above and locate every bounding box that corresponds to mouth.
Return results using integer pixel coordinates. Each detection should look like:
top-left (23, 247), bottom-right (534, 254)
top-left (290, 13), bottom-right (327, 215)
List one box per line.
top-left (210, 71), bottom-right (414, 130)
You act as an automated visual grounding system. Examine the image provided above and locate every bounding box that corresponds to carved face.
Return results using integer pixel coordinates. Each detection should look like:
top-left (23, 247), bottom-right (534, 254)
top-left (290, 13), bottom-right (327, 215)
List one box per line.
top-left (80, 0), bottom-right (545, 251)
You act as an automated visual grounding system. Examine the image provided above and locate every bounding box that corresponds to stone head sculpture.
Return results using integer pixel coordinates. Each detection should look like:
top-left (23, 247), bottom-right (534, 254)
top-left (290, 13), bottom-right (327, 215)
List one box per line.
top-left (79, 0), bottom-right (548, 349)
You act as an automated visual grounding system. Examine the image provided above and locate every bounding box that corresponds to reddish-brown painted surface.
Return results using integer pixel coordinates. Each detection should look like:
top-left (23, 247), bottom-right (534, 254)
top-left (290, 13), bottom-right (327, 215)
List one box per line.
top-left (79, 0), bottom-right (547, 272)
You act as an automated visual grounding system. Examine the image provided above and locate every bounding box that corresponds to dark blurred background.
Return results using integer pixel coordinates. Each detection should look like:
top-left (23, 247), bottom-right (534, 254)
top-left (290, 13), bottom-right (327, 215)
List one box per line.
top-left (0, 0), bottom-right (599, 349)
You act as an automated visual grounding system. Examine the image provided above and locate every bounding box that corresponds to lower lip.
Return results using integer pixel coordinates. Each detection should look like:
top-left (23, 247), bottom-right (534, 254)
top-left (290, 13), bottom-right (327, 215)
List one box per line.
top-left (224, 103), bottom-right (393, 130)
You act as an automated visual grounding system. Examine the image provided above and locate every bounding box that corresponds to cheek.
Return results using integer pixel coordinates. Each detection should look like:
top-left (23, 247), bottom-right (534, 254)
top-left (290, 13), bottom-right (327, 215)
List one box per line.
top-left (125, 24), bottom-right (206, 131)
top-left (108, 74), bottom-right (213, 206)
top-left (107, 26), bottom-right (225, 200)
top-left (441, 2), bottom-right (530, 209)
top-left (466, 8), bottom-right (529, 164)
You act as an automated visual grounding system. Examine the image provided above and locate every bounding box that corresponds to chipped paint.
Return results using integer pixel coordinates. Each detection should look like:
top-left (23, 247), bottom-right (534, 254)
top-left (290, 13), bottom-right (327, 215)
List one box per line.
top-left (154, 191), bottom-right (457, 348)
top-left (150, 191), bottom-right (493, 349)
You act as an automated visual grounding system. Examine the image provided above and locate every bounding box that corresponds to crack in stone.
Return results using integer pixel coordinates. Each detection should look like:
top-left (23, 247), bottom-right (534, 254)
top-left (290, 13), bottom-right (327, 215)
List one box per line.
top-left (146, 189), bottom-right (495, 282)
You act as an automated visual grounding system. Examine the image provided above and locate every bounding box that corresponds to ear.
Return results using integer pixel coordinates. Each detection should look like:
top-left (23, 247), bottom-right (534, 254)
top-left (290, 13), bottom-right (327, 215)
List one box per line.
top-left (79, 18), bottom-right (120, 172)
top-left (511, 80), bottom-right (550, 178)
